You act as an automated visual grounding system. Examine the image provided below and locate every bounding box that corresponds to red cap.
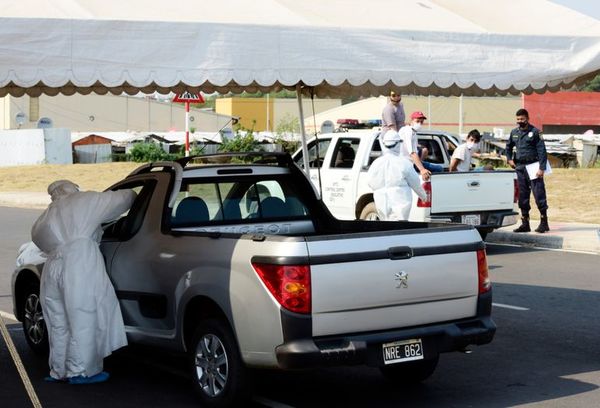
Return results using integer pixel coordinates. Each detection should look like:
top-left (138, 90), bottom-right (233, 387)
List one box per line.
top-left (410, 111), bottom-right (427, 120)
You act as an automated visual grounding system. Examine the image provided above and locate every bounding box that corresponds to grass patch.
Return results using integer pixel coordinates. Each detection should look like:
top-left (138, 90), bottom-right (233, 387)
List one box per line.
top-left (0, 164), bottom-right (598, 224)
top-left (0, 163), bottom-right (140, 192)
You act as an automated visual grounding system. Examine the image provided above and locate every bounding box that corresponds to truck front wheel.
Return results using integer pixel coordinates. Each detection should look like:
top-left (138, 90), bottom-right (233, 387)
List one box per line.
top-left (22, 282), bottom-right (49, 355)
top-left (359, 202), bottom-right (379, 221)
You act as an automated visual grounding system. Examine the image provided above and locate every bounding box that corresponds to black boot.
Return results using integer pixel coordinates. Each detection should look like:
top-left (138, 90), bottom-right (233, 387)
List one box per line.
top-left (535, 215), bottom-right (550, 233)
top-left (513, 216), bottom-right (531, 233)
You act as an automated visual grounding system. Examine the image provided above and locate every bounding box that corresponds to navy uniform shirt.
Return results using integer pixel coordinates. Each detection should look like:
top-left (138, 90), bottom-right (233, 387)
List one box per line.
top-left (505, 124), bottom-right (548, 171)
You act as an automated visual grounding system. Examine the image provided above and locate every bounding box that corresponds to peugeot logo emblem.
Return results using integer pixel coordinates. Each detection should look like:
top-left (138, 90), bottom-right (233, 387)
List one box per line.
top-left (395, 271), bottom-right (408, 288)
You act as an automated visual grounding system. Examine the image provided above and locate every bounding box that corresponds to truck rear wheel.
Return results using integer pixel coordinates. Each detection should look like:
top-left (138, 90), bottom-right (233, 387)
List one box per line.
top-left (359, 202), bottom-right (379, 221)
top-left (379, 355), bottom-right (439, 383)
top-left (190, 318), bottom-right (250, 408)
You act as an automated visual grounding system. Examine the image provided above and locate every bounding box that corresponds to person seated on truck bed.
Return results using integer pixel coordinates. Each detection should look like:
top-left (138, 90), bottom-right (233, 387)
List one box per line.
top-left (398, 111), bottom-right (443, 180)
top-left (368, 131), bottom-right (428, 221)
top-left (449, 129), bottom-right (482, 172)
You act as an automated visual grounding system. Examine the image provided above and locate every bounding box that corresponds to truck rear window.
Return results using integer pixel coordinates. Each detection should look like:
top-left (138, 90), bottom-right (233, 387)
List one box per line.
top-left (170, 177), bottom-right (310, 227)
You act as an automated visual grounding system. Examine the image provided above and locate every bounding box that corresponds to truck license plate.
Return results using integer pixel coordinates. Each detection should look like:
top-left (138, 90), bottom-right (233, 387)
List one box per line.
top-left (461, 214), bottom-right (481, 226)
top-left (382, 338), bottom-right (424, 365)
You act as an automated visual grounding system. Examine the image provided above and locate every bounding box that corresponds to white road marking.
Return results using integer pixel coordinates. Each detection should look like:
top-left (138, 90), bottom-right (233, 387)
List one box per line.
top-left (0, 313), bottom-right (42, 407)
top-left (492, 302), bottom-right (529, 311)
top-left (0, 310), bottom-right (17, 322)
top-left (254, 396), bottom-right (296, 408)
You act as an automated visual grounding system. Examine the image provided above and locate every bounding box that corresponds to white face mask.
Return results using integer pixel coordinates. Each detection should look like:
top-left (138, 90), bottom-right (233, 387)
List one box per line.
top-left (412, 122), bottom-right (422, 131)
top-left (466, 142), bottom-right (474, 149)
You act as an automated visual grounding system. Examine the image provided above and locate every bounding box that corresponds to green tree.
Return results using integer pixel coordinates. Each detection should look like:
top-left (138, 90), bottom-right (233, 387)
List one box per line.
top-left (580, 73), bottom-right (600, 91)
top-left (273, 114), bottom-right (301, 153)
top-left (195, 95), bottom-right (215, 110)
top-left (275, 113), bottom-right (300, 135)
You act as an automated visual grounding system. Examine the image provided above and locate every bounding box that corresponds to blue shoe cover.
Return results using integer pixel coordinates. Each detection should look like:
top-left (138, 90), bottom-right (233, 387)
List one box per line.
top-left (68, 371), bottom-right (110, 385)
top-left (44, 376), bottom-right (67, 383)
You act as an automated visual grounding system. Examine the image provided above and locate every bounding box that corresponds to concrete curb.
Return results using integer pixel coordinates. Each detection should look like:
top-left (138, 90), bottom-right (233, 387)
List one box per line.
top-left (487, 222), bottom-right (600, 254)
top-left (0, 192), bottom-right (49, 209)
top-left (487, 231), bottom-right (564, 249)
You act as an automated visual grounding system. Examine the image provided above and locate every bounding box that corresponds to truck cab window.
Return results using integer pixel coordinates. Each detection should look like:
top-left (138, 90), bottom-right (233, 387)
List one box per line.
top-left (419, 139), bottom-right (444, 164)
top-left (331, 138), bottom-right (359, 169)
top-left (295, 139), bottom-right (331, 169)
top-left (102, 180), bottom-right (156, 241)
top-left (170, 177), bottom-right (310, 229)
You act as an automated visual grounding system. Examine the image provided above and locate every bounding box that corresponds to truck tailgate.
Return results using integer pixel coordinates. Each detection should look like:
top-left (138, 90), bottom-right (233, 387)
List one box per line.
top-left (430, 171), bottom-right (514, 214)
top-left (307, 228), bottom-right (482, 337)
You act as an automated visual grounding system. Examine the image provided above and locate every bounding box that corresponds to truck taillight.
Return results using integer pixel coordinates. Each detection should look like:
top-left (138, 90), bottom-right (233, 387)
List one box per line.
top-left (513, 179), bottom-right (519, 203)
top-left (252, 263), bottom-right (311, 314)
top-left (477, 249), bottom-right (491, 294)
top-left (417, 181), bottom-right (431, 207)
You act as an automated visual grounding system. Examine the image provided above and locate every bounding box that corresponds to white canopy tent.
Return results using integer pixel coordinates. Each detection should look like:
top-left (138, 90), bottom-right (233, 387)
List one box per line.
top-left (2, 0), bottom-right (600, 170)
top-left (2, 0), bottom-right (600, 98)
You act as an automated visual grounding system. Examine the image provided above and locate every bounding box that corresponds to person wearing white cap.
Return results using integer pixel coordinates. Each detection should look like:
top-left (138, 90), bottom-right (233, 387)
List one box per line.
top-left (31, 180), bottom-right (136, 384)
top-left (368, 131), bottom-right (429, 221)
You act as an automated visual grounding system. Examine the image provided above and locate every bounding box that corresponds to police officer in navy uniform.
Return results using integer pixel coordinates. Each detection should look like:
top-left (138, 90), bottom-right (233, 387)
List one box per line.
top-left (506, 108), bottom-right (550, 233)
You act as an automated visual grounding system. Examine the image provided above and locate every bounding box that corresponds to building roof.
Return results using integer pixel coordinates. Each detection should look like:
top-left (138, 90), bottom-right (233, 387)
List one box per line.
top-left (71, 134), bottom-right (114, 146)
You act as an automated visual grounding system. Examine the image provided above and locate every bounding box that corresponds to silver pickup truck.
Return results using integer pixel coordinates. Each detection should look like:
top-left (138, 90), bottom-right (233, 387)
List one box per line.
top-left (12, 152), bottom-right (495, 407)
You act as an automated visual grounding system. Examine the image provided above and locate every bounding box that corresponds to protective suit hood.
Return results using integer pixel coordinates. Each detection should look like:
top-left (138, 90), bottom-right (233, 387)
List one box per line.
top-left (48, 180), bottom-right (79, 202)
top-left (381, 130), bottom-right (402, 156)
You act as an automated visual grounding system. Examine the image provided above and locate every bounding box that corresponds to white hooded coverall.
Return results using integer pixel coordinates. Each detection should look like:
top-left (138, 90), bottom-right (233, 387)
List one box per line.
top-left (367, 131), bottom-right (428, 221)
top-left (31, 180), bottom-right (136, 380)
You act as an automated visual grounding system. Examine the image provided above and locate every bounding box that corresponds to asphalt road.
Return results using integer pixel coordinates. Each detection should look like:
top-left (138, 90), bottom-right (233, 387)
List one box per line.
top-left (1, 206), bottom-right (599, 407)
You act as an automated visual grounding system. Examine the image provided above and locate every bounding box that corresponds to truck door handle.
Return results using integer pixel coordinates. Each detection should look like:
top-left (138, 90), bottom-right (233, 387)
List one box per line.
top-left (468, 181), bottom-right (480, 188)
top-left (388, 246), bottom-right (413, 260)
top-left (342, 176), bottom-right (350, 181)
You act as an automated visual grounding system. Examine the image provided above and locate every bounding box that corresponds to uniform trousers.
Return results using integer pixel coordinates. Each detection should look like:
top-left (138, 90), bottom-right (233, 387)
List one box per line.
top-left (515, 165), bottom-right (548, 214)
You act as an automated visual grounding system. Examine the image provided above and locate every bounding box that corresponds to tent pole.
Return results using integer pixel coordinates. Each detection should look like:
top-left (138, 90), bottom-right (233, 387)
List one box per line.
top-left (185, 101), bottom-right (190, 157)
top-left (458, 94), bottom-right (464, 138)
top-left (296, 84), bottom-right (311, 177)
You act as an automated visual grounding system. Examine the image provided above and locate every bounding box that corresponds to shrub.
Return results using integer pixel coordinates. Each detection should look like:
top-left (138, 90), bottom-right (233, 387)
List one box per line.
top-left (273, 136), bottom-right (300, 154)
top-left (111, 153), bottom-right (131, 162)
top-left (219, 134), bottom-right (261, 153)
top-left (129, 143), bottom-right (171, 162)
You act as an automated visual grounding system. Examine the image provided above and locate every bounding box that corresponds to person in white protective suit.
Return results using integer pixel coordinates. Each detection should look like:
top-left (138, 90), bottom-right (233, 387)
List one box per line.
top-left (367, 131), bottom-right (429, 221)
top-left (31, 180), bottom-right (136, 384)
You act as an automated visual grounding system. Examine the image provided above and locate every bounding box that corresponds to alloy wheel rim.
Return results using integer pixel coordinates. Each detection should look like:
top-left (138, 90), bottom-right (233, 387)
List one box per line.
top-left (194, 333), bottom-right (228, 397)
top-left (23, 293), bottom-right (44, 344)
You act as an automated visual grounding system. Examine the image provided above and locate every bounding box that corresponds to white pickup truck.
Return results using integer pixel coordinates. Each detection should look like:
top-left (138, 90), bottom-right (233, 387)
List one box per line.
top-left (293, 130), bottom-right (518, 239)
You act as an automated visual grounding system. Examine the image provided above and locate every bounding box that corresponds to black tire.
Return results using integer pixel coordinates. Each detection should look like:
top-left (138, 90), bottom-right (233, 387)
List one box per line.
top-left (190, 319), bottom-right (250, 408)
top-left (379, 355), bottom-right (439, 384)
top-left (359, 202), bottom-right (379, 221)
top-left (22, 283), bottom-right (49, 355)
